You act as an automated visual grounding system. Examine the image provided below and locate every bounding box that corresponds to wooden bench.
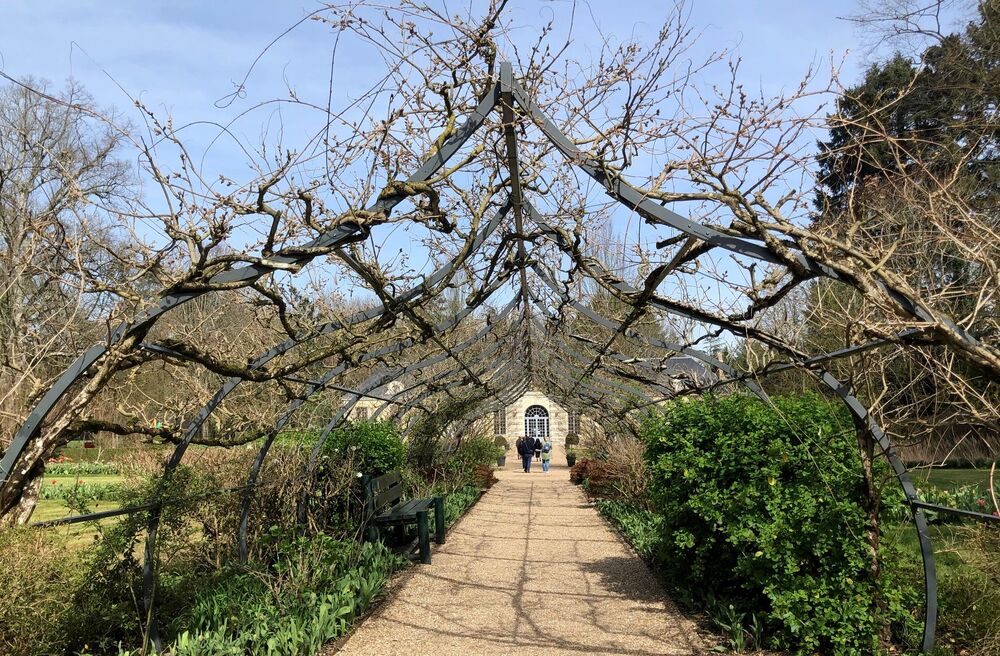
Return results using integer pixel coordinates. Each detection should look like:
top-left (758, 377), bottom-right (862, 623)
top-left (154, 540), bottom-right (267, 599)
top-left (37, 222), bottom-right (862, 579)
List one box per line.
top-left (364, 471), bottom-right (445, 564)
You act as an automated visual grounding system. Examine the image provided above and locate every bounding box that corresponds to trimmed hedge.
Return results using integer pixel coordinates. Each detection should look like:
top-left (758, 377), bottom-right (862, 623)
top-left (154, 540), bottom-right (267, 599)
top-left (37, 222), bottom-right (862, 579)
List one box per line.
top-left (643, 394), bottom-right (917, 654)
top-left (322, 420), bottom-right (407, 477)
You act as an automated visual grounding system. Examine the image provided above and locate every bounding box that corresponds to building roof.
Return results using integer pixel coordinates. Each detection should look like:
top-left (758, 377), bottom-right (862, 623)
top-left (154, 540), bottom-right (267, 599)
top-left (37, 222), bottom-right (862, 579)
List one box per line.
top-left (655, 355), bottom-right (713, 383)
top-left (341, 369), bottom-right (411, 402)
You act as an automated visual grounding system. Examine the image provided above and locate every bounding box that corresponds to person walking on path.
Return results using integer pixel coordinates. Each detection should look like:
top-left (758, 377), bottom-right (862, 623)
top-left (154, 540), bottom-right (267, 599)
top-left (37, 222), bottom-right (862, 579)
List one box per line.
top-left (541, 438), bottom-right (552, 472)
top-left (533, 435), bottom-right (542, 461)
top-left (516, 435), bottom-right (533, 473)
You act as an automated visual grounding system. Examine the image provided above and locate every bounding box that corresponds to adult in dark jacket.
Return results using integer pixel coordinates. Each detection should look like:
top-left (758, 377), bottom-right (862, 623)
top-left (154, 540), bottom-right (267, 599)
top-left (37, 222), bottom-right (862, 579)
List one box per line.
top-left (533, 436), bottom-right (543, 461)
top-left (515, 435), bottom-right (533, 473)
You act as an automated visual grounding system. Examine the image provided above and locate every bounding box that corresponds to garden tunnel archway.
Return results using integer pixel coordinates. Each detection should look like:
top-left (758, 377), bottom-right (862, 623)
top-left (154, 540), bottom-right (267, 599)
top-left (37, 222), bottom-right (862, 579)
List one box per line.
top-left (2, 61), bottom-right (998, 654)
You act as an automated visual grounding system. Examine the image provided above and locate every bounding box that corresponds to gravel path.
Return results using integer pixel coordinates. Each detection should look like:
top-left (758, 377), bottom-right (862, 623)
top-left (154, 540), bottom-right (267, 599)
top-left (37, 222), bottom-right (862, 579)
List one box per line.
top-left (336, 460), bottom-right (707, 655)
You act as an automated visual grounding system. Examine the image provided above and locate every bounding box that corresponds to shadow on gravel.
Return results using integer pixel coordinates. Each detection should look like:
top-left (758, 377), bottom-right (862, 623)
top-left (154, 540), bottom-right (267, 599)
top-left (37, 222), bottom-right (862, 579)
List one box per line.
top-left (579, 555), bottom-right (666, 603)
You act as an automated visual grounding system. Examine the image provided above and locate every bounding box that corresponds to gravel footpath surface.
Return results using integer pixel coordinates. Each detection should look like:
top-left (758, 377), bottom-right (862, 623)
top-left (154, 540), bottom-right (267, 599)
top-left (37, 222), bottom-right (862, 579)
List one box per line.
top-left (336, 459), bottom-right (707, 655)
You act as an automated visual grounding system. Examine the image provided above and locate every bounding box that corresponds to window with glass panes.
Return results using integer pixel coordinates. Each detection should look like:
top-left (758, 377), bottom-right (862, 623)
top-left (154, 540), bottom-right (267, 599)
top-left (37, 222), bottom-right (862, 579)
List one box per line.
top-left (568, 409), bottom-right (581, 435)
top-left (493, 409), bottom-right (507, 435)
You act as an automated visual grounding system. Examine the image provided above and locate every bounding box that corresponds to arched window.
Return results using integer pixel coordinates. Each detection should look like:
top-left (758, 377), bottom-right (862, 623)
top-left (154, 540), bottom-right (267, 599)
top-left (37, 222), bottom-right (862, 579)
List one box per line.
top-left (524, 405), bottom-right (549, 438)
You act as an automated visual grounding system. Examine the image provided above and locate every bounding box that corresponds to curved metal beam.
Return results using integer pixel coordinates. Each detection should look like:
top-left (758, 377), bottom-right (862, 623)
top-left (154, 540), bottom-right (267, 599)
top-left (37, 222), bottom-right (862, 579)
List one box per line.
top-left (233, 281), bottom-right (520, 560)
top-left (531, 263), bottom-right (940, 650)
top-left (509, 75), bottom-right (986, 359)
top-left (139, 203), bottom-right (515, 614)
top-left (0, 81), bottom-right (502, 526)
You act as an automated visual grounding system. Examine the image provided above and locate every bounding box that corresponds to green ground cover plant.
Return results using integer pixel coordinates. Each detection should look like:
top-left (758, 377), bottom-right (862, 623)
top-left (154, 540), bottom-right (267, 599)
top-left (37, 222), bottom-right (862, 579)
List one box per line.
top-left (595, 499), bottom-right (662, 558)
top-left (441, 485), bottom-right (482, 526)
top-left (130, 535), bottom-right (406, 656)
top-left (3, 416), bottom-right (494, 656)
top-left (38, 475), bottom-right (123, 503)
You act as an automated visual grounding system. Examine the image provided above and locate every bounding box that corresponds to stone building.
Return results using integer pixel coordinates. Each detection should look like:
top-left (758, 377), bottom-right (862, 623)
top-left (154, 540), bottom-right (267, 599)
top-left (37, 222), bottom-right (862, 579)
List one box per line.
top-left (493, 389), bottom-right (580, 446)
top-left (490, 355), bottom-right (713, 446)
top-left (342, 356), bottom-right (713, 438)
top-left (344, 378), bottom-right (405, 422)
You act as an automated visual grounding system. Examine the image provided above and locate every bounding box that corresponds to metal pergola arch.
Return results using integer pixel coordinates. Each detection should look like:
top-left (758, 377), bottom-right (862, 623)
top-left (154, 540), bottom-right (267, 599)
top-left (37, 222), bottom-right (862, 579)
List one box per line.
top-left (142, 278), bottom-right (524, 645)
top-left (232, 285), bottom-right (523, 558)
top-left (372, 331), bottom-right (516, 422)
top-left (2, 60), bottom-right (997, 654)
top-left (136, 219), bottom-right (519, 638)
top-left (526, 245), bottom-right (945, 648)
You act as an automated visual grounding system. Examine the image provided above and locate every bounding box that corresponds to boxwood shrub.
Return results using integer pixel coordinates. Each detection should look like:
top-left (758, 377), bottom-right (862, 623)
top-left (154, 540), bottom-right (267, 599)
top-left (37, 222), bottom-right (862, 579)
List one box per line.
top-left (642, 393), bottom-right (917, 654)
top-left (322, 420), bottom-right (407, 477)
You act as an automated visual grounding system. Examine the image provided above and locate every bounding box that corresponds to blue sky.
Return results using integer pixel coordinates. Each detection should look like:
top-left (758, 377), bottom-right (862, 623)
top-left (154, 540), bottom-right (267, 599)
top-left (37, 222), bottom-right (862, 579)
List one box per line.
top-left (0, 0), bottom-right (877, 180)
top-left (0, 1), bottom-right (887, 110)
top-left (0, 1), bottom-right (966, 316)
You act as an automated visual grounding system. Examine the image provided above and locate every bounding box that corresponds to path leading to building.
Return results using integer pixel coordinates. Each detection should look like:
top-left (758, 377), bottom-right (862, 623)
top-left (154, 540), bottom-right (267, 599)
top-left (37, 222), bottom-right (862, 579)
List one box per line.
top-left (336, 459), bottom-right (707, 655)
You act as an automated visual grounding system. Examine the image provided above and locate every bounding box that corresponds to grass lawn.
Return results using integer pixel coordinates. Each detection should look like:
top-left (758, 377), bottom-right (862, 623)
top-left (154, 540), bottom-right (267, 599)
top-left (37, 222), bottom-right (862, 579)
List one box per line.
top-left (33, 472), bottom-right (128, 547)
top-left (888, 522), bottom-right (970, 564)
top-left (888, 519), bottom-right (999, 654)
top-left (911, 467), bottom-right (996, 493)
top-left (33, 498), bottom-right (122, 547)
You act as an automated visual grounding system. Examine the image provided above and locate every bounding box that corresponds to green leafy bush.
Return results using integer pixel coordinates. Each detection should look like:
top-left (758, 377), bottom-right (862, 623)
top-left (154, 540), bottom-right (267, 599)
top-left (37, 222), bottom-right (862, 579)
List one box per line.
top-left (445, 435), bottom-right (501, 487)
top-left (274, 428), bottom-right (322, 445)
top-left (596, 499), bottom-right (663, 558)
top-left (322, 420), bottom-right (406, 477)
top-left (0, 529), bottom-right (83, 656)
top-left (643, 394), bottom-right (917, 654)
top-left (406, 397), bottom-right (483, 470)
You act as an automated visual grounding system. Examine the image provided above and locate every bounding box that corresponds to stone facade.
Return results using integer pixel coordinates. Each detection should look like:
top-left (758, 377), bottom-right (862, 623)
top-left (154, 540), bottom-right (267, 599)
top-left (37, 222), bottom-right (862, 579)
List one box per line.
top-left (343, 379), bottom-right (599, 448)
top-left (346, 380), bottom-right (405, 421)
top-left (493, 389), bottom-right (593, 446)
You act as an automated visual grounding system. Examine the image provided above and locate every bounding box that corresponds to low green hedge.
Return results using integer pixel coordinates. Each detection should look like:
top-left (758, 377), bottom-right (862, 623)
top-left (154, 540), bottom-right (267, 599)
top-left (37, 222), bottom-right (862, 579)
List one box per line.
top-left (322, 420), bottom-right (407, 477)
top-left (45, 461), bottom-right (120, 476)
top-left (642, 393), bottom-right (918, 654)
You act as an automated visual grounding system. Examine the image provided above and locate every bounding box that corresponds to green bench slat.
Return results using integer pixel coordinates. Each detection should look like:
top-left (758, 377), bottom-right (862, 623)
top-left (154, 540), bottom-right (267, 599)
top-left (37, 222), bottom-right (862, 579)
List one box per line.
top-left (364, 470), bottom-right (447, 564)
top-left (373, 484), bottom-right (404, 511)
top-left (374, 498), bottom-right (433, 523)
top-left (370, 471), bottom-right (402, 493)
